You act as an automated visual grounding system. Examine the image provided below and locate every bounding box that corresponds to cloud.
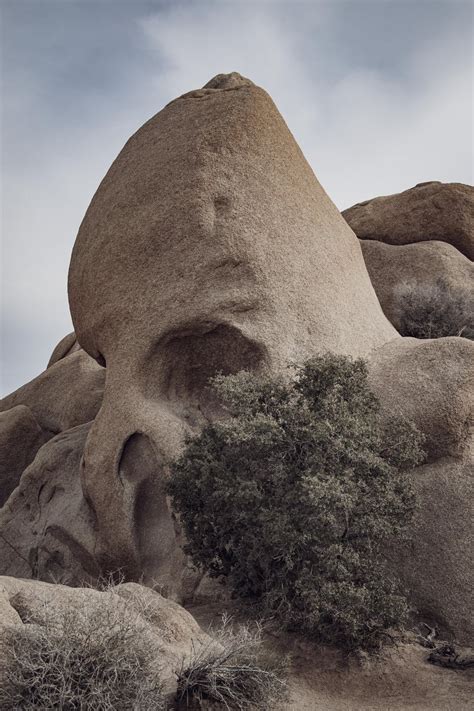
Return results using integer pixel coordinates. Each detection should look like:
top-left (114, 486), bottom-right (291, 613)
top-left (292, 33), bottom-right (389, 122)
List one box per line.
top-left (1, 0), bottom-right (472, 394)
top-left (138, 0), bottom-right (473, 207)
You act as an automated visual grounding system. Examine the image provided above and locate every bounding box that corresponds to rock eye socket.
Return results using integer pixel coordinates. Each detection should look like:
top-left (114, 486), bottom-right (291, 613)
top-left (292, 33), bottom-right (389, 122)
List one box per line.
top-left (147, 323), bottom-right (267, 417)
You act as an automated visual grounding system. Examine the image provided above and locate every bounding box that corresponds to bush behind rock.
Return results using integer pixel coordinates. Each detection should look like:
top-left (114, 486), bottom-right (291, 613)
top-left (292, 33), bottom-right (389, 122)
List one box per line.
top-left (394, 279), bottom-right (474, 340)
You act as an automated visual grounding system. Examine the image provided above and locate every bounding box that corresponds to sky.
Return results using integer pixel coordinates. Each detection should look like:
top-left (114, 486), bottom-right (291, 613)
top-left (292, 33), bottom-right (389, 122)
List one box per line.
top-left (1, 0), bottom-right (473, 395)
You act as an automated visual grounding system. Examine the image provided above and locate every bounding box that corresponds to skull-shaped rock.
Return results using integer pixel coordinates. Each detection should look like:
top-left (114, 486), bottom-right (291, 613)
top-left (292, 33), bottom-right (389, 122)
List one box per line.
top-left (68, 73), bottom-right (397, 592)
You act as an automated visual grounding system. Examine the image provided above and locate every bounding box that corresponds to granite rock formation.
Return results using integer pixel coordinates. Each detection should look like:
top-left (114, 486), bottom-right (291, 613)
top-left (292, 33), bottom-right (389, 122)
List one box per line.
top-left (0, 73), bottom-right (472, 644)
top-left (0, 337), bottom-right (104, 511)
top-left (67, 71), bottom-right (396, 585)
top-left (345, 182), bottom-right (473, 643)
top-left (388, 454), bottom-right (473, 643)
top-left (368, 337), bottom-right (473, 463)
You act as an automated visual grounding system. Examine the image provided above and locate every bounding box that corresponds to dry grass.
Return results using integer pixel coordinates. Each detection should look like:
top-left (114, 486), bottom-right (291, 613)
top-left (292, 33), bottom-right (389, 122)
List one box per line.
top-left (0, 592), bottom-right (165, 711)
top-left (1, 581), bottom-right (287, 710)
top-left (176, 614), bottom-right (287, 710)
top-left (394, 279), bottom-right (474, 340)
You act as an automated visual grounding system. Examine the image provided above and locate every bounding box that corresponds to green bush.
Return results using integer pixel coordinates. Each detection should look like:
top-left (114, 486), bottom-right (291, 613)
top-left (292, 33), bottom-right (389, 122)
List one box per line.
top-left (394, 279), bottom-right (474, 340)
top-left (168, 354), bottom-right (425, 651)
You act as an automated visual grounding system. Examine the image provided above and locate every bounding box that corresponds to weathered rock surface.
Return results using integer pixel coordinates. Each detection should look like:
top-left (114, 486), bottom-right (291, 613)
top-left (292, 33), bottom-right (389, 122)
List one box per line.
top-left (67, 71), bottom-right (396, 581)
top-left (70, 73), bottom-right (394, 368)
top-left (0, 405), bottom-right (48, 507)
top-left (388, 455), bottom-right (473, 646)
top-left (0, 348), bottom-right (105, 435)
top-left (0, 576), bottom-right (211, 697)
top-left (47, 331), bottom-right (81, 368)
top-left (0, 423), bottom-right (98, 584)
top-left (0, 422), bottom-right (198, 600)
top-left (369, 336), bottom-right (474, 645)
top-left (369, 336), bottom-right (474, 462)
top-left (343, 181), bottom-right (474, 260)
top-left (0, 341), bottom-right (105, 577)
top-left (361, 239), bottom-right (474, 331)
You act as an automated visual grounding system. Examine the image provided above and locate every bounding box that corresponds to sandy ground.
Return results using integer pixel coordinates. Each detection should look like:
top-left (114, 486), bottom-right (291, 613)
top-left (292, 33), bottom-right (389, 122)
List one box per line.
top-left (189, 603), bottom-right (473, 711)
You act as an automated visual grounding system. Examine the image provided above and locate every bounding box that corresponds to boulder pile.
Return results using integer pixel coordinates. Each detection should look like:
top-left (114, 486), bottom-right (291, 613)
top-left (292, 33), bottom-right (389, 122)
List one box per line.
top-left (1, 74), bottom-right (472, 649)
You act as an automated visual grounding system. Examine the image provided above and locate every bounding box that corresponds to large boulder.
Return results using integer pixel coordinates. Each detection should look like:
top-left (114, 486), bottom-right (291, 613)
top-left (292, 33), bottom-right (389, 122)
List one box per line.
top-left (369, 336), bottom-right (474, 644)
top-left (368, 336), bottom-right (474, 462)
top-left (388, 455), bottom-right (473, 645)
top-left (69, 72), bottom-right (395, 369)
top-left (343, 182), bottom-right (474, 260)
top-left (66, 72), bottom-right (396, 580)
top-left (0, 349), bottom-right (105, 436)
top-left (0, 405), bottom-right (48, 506)
top-left (361, 239), bottom-right (474, 333)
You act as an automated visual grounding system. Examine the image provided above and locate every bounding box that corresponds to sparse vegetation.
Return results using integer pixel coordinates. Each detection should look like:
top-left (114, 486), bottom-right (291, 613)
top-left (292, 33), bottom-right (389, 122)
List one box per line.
top-left (0, 595), bottom-right (164, 711)
top-left (394, 279), bottom-right (474, 340)
top-left (168, 354), bottom-right (425, 651)
top-left (176, 614), bottom-right (287, 710)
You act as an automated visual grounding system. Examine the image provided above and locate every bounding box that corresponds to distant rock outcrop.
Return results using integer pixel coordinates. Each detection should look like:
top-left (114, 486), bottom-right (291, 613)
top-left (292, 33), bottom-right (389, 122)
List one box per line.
top-left (343, 182), bottom-right (474, 260)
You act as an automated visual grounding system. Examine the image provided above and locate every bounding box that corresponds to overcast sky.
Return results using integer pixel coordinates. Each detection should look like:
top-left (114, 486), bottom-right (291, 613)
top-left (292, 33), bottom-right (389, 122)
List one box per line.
top-left (1, 0), bottom-right (472, 395)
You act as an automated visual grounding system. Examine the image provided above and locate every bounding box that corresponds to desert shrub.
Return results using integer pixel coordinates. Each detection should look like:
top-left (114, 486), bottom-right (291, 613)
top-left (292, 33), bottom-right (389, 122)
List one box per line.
top-left (0, 595), bottom-right (164, 710)
top-left (168, 354), bottom-right (425, 651)
top-left (176, 614), bottom-right (287, 710)
top-left (394, 279), bottom-right (474, 339)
